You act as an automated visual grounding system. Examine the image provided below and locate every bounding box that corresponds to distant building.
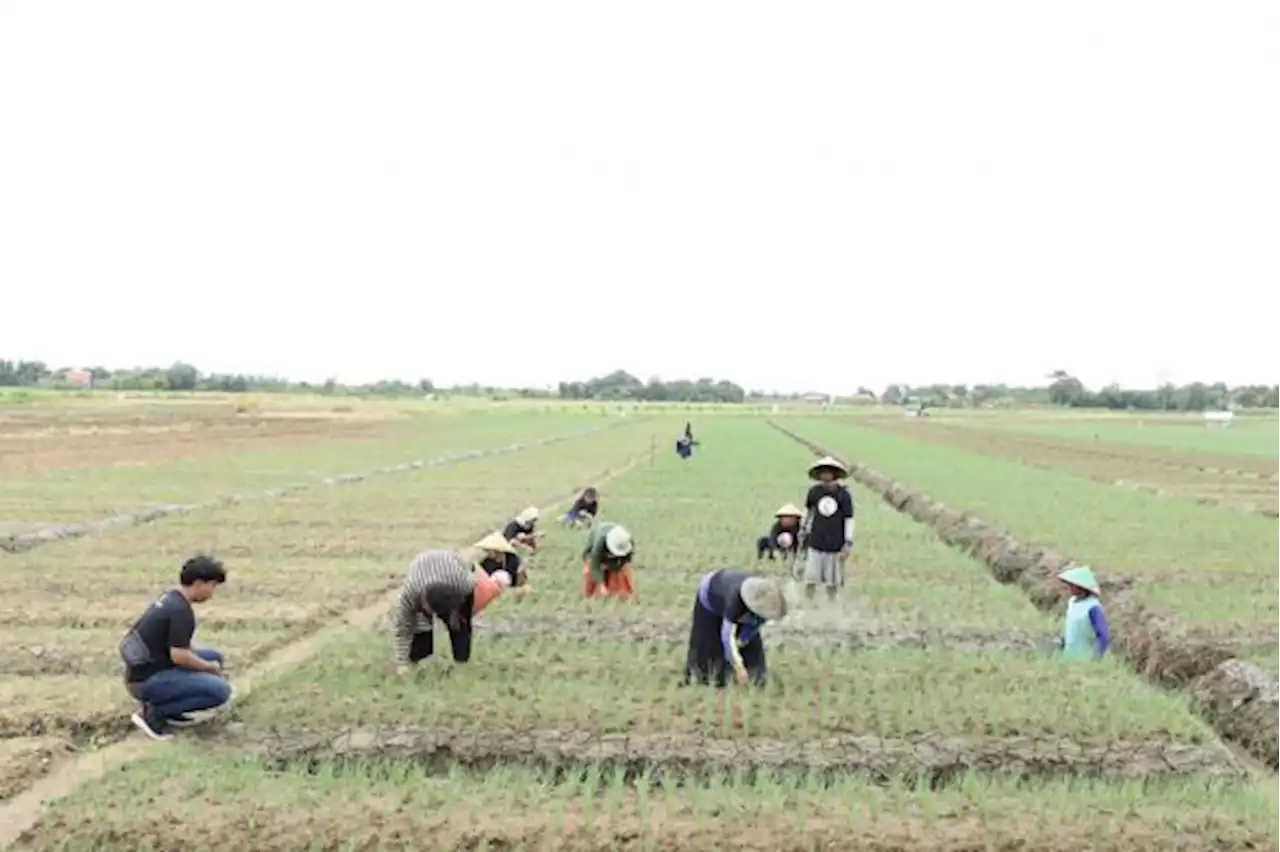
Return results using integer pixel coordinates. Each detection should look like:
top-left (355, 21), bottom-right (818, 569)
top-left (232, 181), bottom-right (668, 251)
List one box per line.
top-left (800, 392), bottom-right (831, 406)
top-left (66, 369), bottom-right (93, 389)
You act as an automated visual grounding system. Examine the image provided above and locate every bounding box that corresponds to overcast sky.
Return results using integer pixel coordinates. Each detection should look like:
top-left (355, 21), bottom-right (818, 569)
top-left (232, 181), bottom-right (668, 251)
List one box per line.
top-left (1, 2), bottom-right (1274, 394)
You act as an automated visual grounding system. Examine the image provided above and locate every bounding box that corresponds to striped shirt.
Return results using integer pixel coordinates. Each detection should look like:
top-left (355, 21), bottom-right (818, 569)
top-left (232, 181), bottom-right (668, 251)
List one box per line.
top-left (392, 550), bottom-right (476, 663)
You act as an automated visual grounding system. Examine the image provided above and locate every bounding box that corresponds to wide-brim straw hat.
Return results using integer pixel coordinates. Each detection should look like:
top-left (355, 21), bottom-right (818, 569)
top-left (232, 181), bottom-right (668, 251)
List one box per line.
top-left (741, 577), bottom-right (787, 621)
top-left (774, 503), bottom-right (804, 518)
top-left (474, 531), bottom-right (517, 555)
top-left (1058, 565), bottom-right (1101, 595)
top-left (516, 506), bottom-right (539, 525)
top-left (604, 525), bottom-right (633, 557)
top-left (807, 455), bottom-right (848, 480)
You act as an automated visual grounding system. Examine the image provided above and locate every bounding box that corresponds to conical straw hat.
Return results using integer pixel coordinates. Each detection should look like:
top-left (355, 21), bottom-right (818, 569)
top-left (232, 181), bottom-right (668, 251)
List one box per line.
top-left (1058, 565), bottom-right (1100, 595)
top-left (774, 503), bottom-right (804, 518)
top-left (807, 455), bottom-right (848, 480)
top-left (741, 577), bottom-right (787, 621)
top-left (474, 531), bottom-right (517, 555)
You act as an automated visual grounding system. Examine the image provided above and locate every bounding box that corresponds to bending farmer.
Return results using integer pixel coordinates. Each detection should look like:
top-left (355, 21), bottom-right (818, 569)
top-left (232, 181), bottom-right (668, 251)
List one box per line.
top-left (1058, 565), bottom-right (1110, 660)
top-left (393, 548), bottom-right (478, 676)
top-left (757, 503), bottom-right (804, 561)
top-left (686, 569), bottom-right (787, 687)
top-left (503, 506), bottom-right (540, 550)
top-left (119, 555), bottom-right (231, 741)
top-left (562, 486), bottom-right (600, 527)
top-left (582, 522), bottom-right (635, 598)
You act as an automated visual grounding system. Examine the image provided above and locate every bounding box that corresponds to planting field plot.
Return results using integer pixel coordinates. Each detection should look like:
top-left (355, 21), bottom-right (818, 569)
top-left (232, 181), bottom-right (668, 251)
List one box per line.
top-left (0, 398), bottom-right (604, 531)
top-left (0, 413), bottom-right (657, 801)
top-left (955, 409), bottom-right (1279, 459)
top-left (787, 418), bottom-right (1280, 674)
top-left (863, 413), bottom-right (1278, 517)
top-left (8, 417), bottom-right (1274, 851)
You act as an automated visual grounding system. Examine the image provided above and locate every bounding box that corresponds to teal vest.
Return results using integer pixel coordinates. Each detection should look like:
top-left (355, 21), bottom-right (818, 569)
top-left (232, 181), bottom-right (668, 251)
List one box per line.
top-left (1062, 596), bottom-right (1100, 660)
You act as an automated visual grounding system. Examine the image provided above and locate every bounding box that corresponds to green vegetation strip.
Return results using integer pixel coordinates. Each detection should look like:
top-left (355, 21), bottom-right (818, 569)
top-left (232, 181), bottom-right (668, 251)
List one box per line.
top-left (770, 420), bottom-right (1279, 770)
top-left (16, 748), bottom-right (1277, 852)
top-left (0, 420), bottom-right (624, 555)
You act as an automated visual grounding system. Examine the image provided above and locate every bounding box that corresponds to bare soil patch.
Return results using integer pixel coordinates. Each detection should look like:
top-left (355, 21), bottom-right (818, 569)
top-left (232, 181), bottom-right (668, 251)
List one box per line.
top-left (0, 738), bottom-right (72, 801)
top-left (21, 796), bottom-right (1273, 852)
top-left (202, 724), bottom-right (1245, 784)
top-left (0, 413), bottom-right (386, 476)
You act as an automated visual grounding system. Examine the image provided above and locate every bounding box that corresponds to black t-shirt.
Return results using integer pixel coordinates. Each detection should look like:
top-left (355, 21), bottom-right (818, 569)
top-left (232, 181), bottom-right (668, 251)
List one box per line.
top-left (119, 589), bottom-right (196, 683)
top-left (570, 497), bottom-right (598, 517)
top-left (805, 483), bottom-right (854, 553)
top-left (480, 553), bottom-right (522, 577)
top-left (502, 519), bottom-right (534, 540)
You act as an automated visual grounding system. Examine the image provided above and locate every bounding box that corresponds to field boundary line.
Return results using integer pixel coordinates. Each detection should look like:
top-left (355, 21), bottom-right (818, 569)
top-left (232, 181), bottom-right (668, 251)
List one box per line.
top-left (214, 725), bottom-right (1244, 783)
top-left (0, 445), bottom-right (657, 848)
top-left (767, 420), bottom-right (1279, 773)
top-left (0, 421), bottom-right (629, 556)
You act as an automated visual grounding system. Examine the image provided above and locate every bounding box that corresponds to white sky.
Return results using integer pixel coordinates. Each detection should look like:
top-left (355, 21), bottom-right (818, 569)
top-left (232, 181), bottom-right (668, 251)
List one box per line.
top-left (1, 2), bottom-right (1275, 395)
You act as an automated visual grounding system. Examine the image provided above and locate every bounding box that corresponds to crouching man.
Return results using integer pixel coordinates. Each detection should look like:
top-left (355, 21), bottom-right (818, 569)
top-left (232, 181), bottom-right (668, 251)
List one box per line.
top-left (119, 555), bottom-right (231, 741)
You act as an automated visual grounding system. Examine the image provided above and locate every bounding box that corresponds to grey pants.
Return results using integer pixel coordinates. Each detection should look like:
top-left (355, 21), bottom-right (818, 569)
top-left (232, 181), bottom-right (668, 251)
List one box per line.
top-left (803, 549), bottom-right (846, 587)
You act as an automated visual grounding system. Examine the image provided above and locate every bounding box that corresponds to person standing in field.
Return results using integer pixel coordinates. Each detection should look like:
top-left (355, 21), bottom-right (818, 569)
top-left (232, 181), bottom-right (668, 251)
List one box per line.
top-left (119, 555), bottom-right (231, 741)
top-left (685, 569), bottom-right (787, 687)
top-left (756, 503), bottom-right (804, 562)
top-left (503, 507), bottom-right (540, 550)
top-left (1058, 565), bottom-right (1111, 660)
top-left (561, 486), bottom-right (600, 527)
top-left (801, 456), bottom-right (855, 602)
top-left (582, 521), bottom-right (636, 598)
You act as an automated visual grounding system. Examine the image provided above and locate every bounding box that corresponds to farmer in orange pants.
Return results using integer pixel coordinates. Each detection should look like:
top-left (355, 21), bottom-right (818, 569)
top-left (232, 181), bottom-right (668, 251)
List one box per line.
top-left (581, 522), bottom-right (635, 598)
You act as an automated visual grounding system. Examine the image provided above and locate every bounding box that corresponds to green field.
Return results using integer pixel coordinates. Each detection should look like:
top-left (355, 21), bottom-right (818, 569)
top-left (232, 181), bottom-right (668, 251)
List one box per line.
top-left (0, 397), bottom-right (1274, 850)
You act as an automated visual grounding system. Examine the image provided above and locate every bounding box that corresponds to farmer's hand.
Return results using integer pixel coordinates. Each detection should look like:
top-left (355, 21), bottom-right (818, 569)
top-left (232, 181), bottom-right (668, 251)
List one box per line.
top-left (206, 660), bottom-right (223, 675)
top-left (839, 542), bottom-right (851, 558)
top-left (395, 664), bottom-right (411, 678)
top-left (734, 667), bottom-right (750, 687)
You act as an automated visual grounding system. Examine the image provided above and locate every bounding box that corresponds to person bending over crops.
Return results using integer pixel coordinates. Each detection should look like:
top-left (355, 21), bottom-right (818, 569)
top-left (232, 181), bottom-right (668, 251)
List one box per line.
top-left (561, 486), bottom-right (600, 527)
top-left (393, 547), bottom-right (480, 675)
top-left (675, 434), bottom-right (694, 460)
top-left (503, 506), bottom-right (540, 550)
top-left (120, 555), bottom-right (231, 741)
top-left (476, 531), bottom-right (532, 593)
top-left (801, 456), bottom-right (855, 602)
top-left (582, 522), bottom-right (635, 599)
top-left (757, 503), bottom-right (804, 561)
top-left (685, 569), bottom-right (787, 688)
top-left (1058, 565), bottom-right (1110, 660)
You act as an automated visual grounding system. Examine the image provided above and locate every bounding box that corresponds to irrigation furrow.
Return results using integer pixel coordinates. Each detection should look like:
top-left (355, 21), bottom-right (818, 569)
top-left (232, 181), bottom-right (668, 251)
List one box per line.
top-left (0, 422), bottom-right (627, 556)
top-left (767, 420), bottom-right (1280, 771)
top-left (206, 724), bottom-right (1246, 784)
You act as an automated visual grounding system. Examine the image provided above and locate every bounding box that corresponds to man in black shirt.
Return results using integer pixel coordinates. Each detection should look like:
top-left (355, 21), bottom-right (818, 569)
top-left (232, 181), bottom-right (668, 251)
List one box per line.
top-left (119, 555), bottom-right (230, 740)
top-left (560, 486), bottom-right (599, 527)
top-left (802, 456), bottom-right (855, 602)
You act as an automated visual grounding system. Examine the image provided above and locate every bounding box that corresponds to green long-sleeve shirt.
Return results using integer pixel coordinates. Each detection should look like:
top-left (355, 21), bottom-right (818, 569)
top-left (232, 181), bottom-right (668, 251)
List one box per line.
top-left (583, 522), bottom-right (631, 584)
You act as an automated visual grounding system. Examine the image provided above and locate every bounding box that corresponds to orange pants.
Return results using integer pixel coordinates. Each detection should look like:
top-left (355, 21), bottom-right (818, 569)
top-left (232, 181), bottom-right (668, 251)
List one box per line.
top-left (582, 559), bottom-right (635, 599)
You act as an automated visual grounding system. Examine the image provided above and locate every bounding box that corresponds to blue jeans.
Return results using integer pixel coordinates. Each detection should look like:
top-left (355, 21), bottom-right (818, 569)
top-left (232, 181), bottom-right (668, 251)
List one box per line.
top-left (133, 648), bottom-right (231, 720)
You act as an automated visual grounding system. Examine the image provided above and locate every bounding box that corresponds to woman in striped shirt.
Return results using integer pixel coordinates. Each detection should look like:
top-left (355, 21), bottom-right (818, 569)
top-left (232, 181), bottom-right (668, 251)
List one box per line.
top-left (392, 533), bottom-right (519, 676)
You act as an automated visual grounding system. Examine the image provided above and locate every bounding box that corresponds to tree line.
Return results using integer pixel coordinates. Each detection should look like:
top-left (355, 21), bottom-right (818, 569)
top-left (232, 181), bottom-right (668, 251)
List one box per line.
top-left (1, 358), bottom-right (1274, 410)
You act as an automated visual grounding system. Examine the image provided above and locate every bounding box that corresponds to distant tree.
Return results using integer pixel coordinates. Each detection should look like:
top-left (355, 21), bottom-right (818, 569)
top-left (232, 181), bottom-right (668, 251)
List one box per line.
top-left (165, 362), bottom-right (199, 391)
